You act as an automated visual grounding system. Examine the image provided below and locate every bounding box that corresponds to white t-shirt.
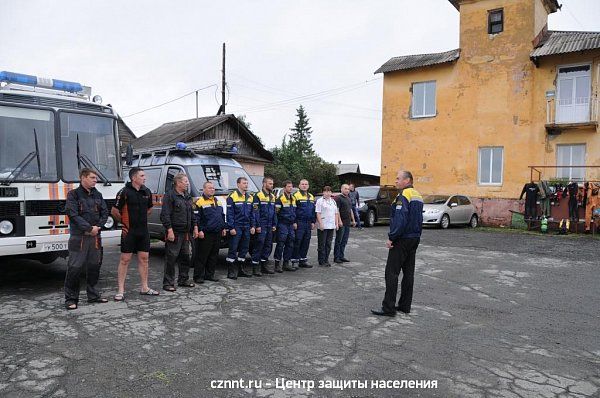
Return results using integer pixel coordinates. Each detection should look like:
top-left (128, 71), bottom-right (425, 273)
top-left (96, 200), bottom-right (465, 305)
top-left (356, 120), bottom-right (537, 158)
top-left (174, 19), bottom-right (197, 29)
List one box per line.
top-left (316, 197), bottom-right (338, 230)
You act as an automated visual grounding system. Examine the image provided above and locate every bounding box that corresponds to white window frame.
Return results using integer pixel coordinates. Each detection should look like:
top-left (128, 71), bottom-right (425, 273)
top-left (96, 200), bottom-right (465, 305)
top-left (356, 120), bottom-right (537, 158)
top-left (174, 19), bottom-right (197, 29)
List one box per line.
top-left (556, 144), bottom-right (586, 181)
top-left (411, 81), bottom-right (436, 119)
top-left (478, 146), bottom-right (504, 186)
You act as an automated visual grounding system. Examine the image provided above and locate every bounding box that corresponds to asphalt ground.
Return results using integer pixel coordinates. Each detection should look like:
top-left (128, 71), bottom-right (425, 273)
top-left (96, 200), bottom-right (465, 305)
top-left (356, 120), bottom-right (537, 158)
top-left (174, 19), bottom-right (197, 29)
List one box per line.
top-left (0, 226), bottom-right (599, 397)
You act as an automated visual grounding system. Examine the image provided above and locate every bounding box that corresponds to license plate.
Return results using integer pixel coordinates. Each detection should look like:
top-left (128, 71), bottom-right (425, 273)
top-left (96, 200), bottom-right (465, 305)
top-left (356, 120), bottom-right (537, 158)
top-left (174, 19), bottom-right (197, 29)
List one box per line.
top-left (42, 242), bottom-right (68, 252)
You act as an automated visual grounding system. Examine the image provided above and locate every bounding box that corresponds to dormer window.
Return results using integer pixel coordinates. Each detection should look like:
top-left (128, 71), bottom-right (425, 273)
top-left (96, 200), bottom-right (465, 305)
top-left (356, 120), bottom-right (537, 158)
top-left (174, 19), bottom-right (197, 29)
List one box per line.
top-left (488, 9), bottom-right (503, 34)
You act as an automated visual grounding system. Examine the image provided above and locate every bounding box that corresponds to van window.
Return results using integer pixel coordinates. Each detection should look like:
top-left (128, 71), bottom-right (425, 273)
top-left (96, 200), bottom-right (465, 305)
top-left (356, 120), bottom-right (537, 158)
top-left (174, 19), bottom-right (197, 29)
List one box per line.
top-left (143, 168), bottom-right (161, 194)
top-left (165, 167), bottom-right (183, 193)
top-left (187, 164), bottom-right (258, 193)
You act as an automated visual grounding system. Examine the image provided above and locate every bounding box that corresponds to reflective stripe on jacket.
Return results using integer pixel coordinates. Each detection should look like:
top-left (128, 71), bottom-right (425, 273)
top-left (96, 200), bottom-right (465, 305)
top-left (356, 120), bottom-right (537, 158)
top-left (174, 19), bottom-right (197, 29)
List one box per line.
top-left (388, 186), bottom-right (423, 241)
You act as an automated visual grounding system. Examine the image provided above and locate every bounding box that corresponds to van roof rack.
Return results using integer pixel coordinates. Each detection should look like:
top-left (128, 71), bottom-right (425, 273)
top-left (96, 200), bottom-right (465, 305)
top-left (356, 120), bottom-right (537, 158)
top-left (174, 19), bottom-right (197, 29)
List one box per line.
top-left (127, 139), bottom-right (239, 158)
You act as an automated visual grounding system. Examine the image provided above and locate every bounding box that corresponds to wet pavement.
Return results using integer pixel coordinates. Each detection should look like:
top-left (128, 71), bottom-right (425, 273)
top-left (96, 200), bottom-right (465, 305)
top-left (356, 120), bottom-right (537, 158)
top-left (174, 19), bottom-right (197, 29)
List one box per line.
top-left (0, 226), bottom-right (599, 397)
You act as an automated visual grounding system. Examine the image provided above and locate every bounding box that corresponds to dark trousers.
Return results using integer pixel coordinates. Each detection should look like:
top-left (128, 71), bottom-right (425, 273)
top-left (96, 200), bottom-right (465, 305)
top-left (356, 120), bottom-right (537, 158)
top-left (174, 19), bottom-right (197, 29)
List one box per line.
top-left (274, 223), bottom-right (295, 261)
top-left (64, 235), bottom-right (102, 304)
top-left (525, 202), bottom-right (537, 220)
top-left (568, 198), bottom-right (578, 221)
top-left (382, 238), bottom-right (420, 313)
top-left (251, 227), bottom-right (273, 264)
top-left (292, 220), bottom-right (312, 262)
top-left (194, 232), bottom-right (220, 280)
top-left (163, 232), bottom-right (191, 287)
top-left (317, 229), bottom-right (334, 264)
top-left (352, 206), bottom-right (362, 228)
top-left (227, 226), bottom-right (250, 261)
top-left (334, 225), bottom-right (350, 260)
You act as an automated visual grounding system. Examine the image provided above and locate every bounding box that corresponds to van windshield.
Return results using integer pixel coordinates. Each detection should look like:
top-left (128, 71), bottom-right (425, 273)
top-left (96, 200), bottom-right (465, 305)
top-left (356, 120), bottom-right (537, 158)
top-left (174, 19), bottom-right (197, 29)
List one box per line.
top-left (186, 164), bottom-right (259, 193)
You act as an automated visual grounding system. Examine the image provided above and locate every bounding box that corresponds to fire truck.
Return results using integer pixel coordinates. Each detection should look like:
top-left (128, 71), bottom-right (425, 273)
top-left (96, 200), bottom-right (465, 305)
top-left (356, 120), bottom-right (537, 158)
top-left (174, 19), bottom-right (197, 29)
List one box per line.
top-left (0, 71), bottom-right (123, 264)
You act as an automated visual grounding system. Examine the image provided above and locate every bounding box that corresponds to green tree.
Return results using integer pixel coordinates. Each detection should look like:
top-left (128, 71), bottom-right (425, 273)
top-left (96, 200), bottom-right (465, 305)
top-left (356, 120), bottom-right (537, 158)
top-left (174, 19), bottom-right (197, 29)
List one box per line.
top-left (265, 106), bottom-right (339, 194)
top-left (287, 105), bottom-right (314, 156)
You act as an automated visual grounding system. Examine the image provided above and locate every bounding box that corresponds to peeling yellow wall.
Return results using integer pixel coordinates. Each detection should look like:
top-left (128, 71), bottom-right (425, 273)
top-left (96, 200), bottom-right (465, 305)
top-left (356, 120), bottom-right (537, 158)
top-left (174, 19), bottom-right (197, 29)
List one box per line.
top-left (380, 0), bottom-right (600, 199)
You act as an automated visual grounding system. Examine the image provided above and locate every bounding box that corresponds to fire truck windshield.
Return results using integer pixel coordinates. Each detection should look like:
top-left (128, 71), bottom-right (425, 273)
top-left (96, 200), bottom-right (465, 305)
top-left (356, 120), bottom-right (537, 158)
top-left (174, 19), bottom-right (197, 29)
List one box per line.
top-left (60, 112), bottom-right (120, 182)
top-left (0, 106), bottom-right (57, 182)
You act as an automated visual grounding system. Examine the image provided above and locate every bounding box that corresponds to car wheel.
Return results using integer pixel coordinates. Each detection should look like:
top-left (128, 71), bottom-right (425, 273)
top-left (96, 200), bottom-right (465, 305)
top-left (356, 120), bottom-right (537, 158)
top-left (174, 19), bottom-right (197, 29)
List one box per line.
top-left (469, 214), bottom-right (478, 228)
top-left (440, 214), bottom-right (450, 229)
top-left (366, 209), bottom-right (376, 227)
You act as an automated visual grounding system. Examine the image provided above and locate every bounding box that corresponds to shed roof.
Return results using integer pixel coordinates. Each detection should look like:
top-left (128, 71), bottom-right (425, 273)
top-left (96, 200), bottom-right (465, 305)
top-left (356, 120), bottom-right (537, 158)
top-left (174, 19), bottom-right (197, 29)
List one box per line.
top-left (531, 30), bottom-right (600, 59)
top-left (132, 114), bottom-right (273, 162)
top-left (375, 49), bottom-right (460, 74)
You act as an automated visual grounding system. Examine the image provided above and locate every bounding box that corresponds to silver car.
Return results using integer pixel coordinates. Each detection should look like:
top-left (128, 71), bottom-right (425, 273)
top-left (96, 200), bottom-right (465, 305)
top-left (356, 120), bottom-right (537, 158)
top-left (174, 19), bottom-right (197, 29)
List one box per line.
top-left (422, 195), bottom-right (479, 229)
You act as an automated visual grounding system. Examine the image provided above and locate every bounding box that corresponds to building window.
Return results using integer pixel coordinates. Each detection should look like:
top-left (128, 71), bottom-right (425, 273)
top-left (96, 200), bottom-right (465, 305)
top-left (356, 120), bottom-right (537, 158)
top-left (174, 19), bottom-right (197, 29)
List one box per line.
top-left (488, 9), bottom-right (503, 34)
top-left (556, 144), bottom-right (585, 181)
top-left (411, 81), bottom-right (436, 118)
top-left (478, 147), bottom-right (503, 185)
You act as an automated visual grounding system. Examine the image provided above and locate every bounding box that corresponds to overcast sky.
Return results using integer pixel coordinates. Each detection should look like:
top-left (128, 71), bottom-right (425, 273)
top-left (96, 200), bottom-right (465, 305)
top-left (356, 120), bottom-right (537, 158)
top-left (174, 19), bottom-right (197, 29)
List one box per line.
top-left (3, 0), bottom-right (599, 175)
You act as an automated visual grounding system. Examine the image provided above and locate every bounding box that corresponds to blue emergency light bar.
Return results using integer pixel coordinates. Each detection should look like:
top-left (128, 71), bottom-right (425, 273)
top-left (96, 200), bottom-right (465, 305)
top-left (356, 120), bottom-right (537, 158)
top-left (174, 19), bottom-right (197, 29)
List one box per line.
top-left (0, 71), bottom-right (83, 93)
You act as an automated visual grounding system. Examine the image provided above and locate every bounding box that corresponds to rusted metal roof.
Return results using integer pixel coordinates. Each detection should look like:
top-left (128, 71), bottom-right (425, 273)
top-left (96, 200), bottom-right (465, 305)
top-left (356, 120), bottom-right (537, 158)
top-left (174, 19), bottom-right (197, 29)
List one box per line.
top-left (531, 30), bottom-right (600, 58)
top-left (375, 49), bottom-right (460, 74)
top-left (132, 114), bottom-right (273, 162)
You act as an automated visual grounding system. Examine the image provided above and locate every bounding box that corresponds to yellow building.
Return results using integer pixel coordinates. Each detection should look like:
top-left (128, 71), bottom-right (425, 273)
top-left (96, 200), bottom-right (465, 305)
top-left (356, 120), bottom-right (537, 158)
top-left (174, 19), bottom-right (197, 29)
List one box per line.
top-left (376, 0), bottom-right (600, 225)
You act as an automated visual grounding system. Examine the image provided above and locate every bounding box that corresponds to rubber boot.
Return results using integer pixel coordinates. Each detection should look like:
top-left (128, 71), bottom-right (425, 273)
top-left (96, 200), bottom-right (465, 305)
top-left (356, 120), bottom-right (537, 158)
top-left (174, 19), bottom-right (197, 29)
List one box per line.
top-left (291, 261), bottom-right (299, 271)
top-left (274, 260), bottom-right (283, 273)
top-left (261, 260), bottom-right (275, 275)
top-left (283, 261), bottom-right (296, 272)
top-left (227, 261), bottom-right (238, 279)
top-left (238, 261), bottom-right (252, 278)
top-left (252, 263), bottom-right (262, 277)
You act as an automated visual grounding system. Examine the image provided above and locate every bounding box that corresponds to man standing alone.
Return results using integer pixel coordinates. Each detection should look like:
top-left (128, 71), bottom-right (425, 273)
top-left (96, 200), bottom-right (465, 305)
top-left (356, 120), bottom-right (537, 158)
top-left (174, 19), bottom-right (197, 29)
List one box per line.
top-left (372, 170), bottom-right (423, 317)
top-left (64, 168), bottom-right (109, 310)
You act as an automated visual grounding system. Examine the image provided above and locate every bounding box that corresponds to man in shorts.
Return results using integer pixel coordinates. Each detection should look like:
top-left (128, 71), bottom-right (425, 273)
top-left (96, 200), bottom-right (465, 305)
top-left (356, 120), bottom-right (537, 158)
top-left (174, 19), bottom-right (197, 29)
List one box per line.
top-left (112, 167), bottom-right (159, 300)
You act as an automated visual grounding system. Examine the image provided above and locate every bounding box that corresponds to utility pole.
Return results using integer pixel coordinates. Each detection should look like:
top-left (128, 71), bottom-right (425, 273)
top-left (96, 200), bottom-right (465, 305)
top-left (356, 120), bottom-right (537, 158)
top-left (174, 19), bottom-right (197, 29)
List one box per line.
top-left (221, 43), bottom-right (226, 114)
top-left (195, 90), bottom-right (198, 118)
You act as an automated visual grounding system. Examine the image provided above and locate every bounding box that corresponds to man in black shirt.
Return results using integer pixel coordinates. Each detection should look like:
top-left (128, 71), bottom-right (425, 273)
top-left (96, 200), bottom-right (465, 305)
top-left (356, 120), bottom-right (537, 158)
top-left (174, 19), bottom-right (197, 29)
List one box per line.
top-left (334, 184), bottom-right (356, 263)
top-left (160, 173), bottom-right (198, 291)
top-left (64, 168), bottom-right (109, 310)
top-left (112, 167), bottom-right (158, 301)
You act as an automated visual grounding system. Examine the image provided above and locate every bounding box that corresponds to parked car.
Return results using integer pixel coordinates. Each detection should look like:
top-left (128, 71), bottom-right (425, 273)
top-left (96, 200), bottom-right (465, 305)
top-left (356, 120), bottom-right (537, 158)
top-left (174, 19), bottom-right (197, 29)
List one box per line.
top-left (356, 186), bottom-right (398, 227)
top-left (422, 195), bottom-right (478, 229)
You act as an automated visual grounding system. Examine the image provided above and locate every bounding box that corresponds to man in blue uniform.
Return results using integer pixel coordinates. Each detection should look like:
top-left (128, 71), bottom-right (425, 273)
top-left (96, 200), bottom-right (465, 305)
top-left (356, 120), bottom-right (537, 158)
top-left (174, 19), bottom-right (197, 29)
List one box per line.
top-left (251, 177), bottom-right (277, 276)
top-left (274, 180), bottom-right (297, 272)
top-left (194, 181), bottom-right (227, 283)
top-left (372, 170), bottom-right (423, 317)
top-left (292, 179), bottom-right (316, 268)
top-left (226, 177), bottom-right (255, 279)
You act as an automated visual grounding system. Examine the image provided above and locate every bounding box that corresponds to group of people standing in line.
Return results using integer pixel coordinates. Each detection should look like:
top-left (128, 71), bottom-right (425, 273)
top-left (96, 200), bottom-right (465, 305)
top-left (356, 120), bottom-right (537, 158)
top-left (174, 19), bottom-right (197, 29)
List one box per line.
top-left (63, 167), bottom-right (364, 308)
top-left (63, 167), bottom-right (423, 318)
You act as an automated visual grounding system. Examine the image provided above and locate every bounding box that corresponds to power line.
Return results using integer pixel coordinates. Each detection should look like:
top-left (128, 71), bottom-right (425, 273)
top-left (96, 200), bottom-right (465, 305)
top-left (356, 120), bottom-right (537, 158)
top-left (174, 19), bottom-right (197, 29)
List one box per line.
top-left (234, 78), bottom-right (382, 114)
top-left (230, 79), bottom-right (381, 112)
top-left (122, 84), bottom-right (217, 118)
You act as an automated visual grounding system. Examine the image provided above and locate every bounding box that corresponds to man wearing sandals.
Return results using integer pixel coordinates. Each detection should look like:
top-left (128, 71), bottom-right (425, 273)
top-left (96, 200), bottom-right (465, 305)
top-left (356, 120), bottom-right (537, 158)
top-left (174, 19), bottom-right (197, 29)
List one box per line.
top-left (64, 168), bottom-right (109, 310)
top-left (111, 167), bottom-right (159, 301)
top-left (160, 173), bottom-right (199, 291)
